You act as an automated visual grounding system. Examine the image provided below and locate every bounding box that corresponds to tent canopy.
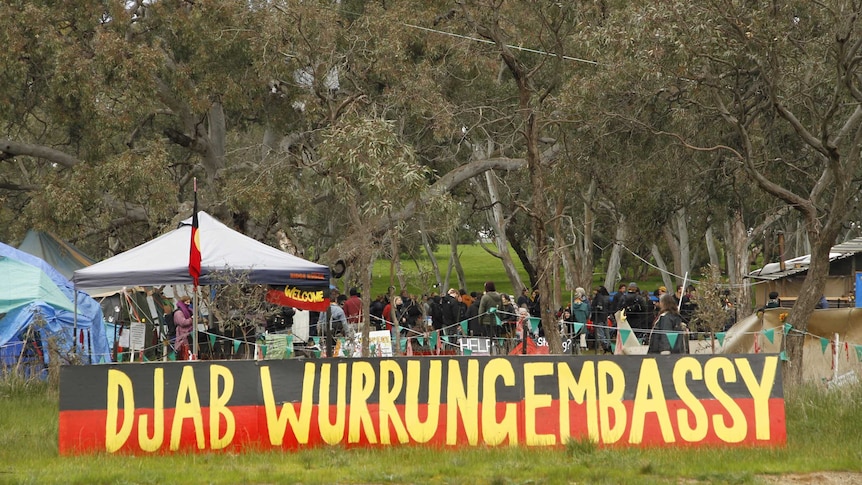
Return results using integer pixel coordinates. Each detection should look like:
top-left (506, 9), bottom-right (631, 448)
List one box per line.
top-left (0, 257), bottom-right (76, 314)
top-left (73, 212), bottom-right (330, 290)
top-left (0, 243), bottom-right (111, 364)
top-left (17, 230), bottom-right (96, 281)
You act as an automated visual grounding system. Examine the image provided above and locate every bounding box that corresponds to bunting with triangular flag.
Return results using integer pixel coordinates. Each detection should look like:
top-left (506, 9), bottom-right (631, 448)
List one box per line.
top-left (763, 328), bottom-right (775, 344)
top-left (783, 323), bottom-right (792, 335)
top-left (666, 332), bottom-right (678, 350)
top-left (820, 337), bottom-right (830, 354)
top-left (529, 317), bottom-right (540, 333)
top-left (855, 344), bottom-right (862, 362)
top-left (716, 332), bottom-right (726, 347)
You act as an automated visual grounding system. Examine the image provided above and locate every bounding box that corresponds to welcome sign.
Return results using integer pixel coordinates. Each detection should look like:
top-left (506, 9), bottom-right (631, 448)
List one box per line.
top-left (58, 355), bottom-right (785, 454)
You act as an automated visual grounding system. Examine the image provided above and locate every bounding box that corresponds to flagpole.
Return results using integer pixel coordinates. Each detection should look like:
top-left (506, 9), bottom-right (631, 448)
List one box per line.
top-left (192, 289), bottom-right (198, 359)
top-left (189, 177), bottom-right (202, 360)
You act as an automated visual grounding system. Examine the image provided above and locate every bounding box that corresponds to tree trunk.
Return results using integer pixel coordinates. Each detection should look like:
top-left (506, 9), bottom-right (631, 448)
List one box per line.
top-left (725, 214), bottom-right (753, 319)
top-left (783, 239), bottom-right (832, 385)
top-left (650, 243), bottom-right (674, 291)
top-left (705, 225), bottom-right (720, 268)
top-left (450, 234), bottom-right (466, 291)
top-left (484, 170), bottom-right (525, 293)
top-left (604, 220), bottom-right (627, 290)
top-left (419, 219), bottom-right (442, 289)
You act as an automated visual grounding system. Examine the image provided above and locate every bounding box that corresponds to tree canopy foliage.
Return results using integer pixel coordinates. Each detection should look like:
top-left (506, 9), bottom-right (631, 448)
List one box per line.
top-left (4, 1), bottom-right (862, 373)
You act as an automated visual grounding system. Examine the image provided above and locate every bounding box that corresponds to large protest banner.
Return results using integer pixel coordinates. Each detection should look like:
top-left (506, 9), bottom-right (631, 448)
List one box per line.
top-left (58, 354), bottom-right (785, 454)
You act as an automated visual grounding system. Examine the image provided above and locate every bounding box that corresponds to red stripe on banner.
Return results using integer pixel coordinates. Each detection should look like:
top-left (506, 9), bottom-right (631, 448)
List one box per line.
top-left (59, 396), bottom-right (785, 454)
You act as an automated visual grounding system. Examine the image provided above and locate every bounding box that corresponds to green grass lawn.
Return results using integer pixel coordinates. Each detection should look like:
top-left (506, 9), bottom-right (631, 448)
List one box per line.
top-left (364, 243), bottom-right (668, 301)
top-left (2, 378), bottom-right (861, 484)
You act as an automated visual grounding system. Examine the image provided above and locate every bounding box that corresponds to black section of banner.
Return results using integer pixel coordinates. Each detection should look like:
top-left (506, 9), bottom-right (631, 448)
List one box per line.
top-left (59, 354), bottom-right (783, 411)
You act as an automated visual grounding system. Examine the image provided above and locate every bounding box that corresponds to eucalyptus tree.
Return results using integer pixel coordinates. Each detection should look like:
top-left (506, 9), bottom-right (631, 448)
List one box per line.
top-left (626, 1), bottom-right (862, 384)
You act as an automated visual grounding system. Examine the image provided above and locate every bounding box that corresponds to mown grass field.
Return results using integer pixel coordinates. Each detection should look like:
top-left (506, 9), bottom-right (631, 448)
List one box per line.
top-left (365, 244), bottom-right (666, 300)
top-left (2, 377), bottom-right (861, 485)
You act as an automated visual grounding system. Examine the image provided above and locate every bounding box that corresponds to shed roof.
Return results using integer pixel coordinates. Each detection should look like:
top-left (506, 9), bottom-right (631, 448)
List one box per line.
top-left (747, 236), bottom-right (862, 281)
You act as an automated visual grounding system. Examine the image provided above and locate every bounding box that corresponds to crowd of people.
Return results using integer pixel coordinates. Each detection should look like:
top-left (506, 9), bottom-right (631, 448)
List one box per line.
top-left (158, 278), bottom-right (734, 358)
top-left (303, 280), bottom-right (711, 355)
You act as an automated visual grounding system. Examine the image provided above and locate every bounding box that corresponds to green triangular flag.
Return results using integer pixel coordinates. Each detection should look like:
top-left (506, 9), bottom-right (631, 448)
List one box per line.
top-left (312, 336), bottom-right (320, 346)
top-left (496, 338), bottom-right (505, 347)
top-left (495, 315), bottom-right (503, 326)
top-left (763, 328), bottom-right (775, 344)
top-left (779, 351), bottom-right (788, 361)
top-left (529, 317), bottom-right (540, 333)
top-left (142, 354), bottom-right (150, 362)
top-left (783, 323), bottom-right (793, 335)
top-left (574, 322), bottom-right (584, 335)
top-left (460, 320), bottom-right (468, 334)
top-left (820, 337), bottom-right (830, 354)
top-left (209, 334), bottom-right (216, 347)
top-left (117, 353), bottom-right (124, 363)
top-left (610, 342), bottom-right (616, 353)
top-left (716, 332), bottom-right (726, 346)
top-left (855, 345), bottom-right (862, 362)
top-left (233, 340), bottom-right (241, 353)
top-left (418, 337), bottom-right (425, 347)
top-left (313, 350), bottom-right (321, 358)
top-left (370, 344), bottom-right (377, 355)
top-left (620, 328), bottom-right (631, 344)
top-left (286, 335), bottom-right (294, 358)
top-left (463, 348), bottom-right (472, 356)
top-left (489, 306), bottom-right (497, 313)
top-left (261, 344), bottom-right (268, 358)
top-left (399, 338), bottom-right (407, 351)
top-left (99, 355), bottom-right (107, 364)
top-left (168, 351), bottom-right (176, 361)
top-left (430, 331), bottom-right (439, 348)
top-left (666, 332), bottom-right (678, 350)
top-left (443, 335), bottom-right (450, 344)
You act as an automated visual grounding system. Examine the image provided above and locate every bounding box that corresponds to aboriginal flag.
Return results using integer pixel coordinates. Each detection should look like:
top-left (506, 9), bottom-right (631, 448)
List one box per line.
top-left (189, 182), bottom-right (201, 286)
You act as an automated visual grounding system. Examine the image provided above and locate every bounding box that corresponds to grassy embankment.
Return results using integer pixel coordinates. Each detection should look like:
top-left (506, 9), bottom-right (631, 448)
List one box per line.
top-left (1, 377), bottom-right (861, 484)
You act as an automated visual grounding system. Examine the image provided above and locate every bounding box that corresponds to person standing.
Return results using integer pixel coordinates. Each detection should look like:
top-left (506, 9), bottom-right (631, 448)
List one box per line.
top-left (591, 286), bottom-right (612, 353)
top-left (516, 288), bottom-right (531, 309)
top-left (173, 295), bottom-right (194, 360)
top-left (343, 287), bottom-right (363, 333)
top-left (478, 281), bottom-right (503, 339)
top-left (441, 288), bottom-right (463, 335)
top-left (622, 282), bottom-right (648, 342)
top-left (570, 287), bottom-right (590, 350)
top-left (648, 293), bottom-right (689, 354)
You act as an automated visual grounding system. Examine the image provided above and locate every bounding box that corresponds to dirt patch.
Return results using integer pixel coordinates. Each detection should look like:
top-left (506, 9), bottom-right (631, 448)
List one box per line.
top-left (758, 472), bottom-right (862, 484)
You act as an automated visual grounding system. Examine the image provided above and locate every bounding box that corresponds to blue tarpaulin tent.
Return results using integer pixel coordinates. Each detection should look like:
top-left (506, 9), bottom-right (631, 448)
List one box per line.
top-left (0, 243), bottom-right (112, 369)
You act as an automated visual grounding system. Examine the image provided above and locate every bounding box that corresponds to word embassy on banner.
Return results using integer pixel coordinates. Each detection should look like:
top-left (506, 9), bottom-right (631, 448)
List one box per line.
top-left (58, 354), bottom-right (785, 454)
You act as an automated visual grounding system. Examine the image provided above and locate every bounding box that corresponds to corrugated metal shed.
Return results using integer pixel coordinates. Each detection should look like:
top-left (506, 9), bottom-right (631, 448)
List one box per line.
top-left (747, 236), bottom-right (862, 281)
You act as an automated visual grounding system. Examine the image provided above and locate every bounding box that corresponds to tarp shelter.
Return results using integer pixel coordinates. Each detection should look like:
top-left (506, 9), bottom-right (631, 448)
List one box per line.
top-left (73, 212), bottom-right (331, 311)
top-left (17, 230), bottom-right (96, 281)
top-left (0, 243), bottom-right (112, 368)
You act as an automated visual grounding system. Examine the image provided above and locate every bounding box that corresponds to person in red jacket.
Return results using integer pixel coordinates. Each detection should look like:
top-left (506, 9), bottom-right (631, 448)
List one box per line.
top-left (343, 287), bottom-right (363, 333)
